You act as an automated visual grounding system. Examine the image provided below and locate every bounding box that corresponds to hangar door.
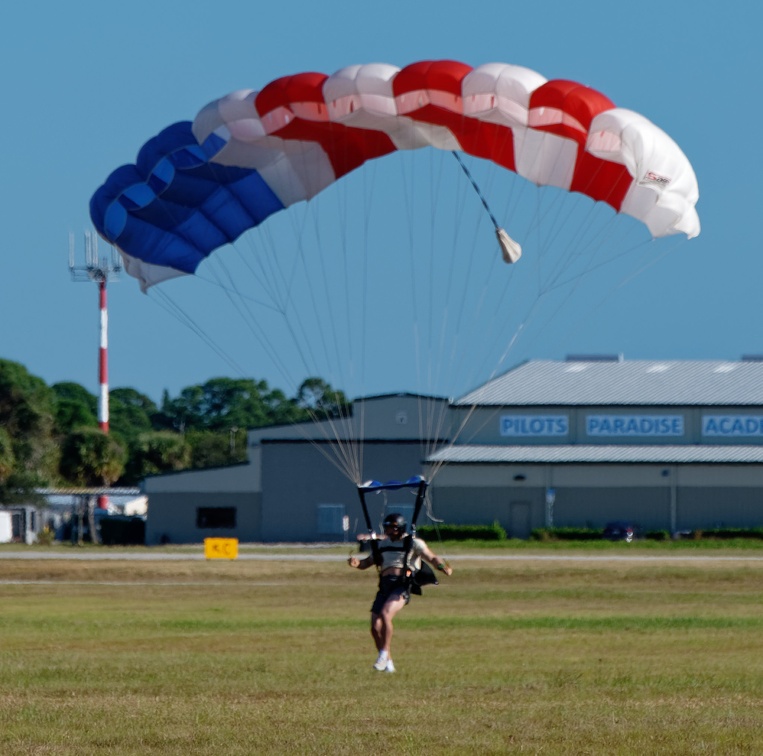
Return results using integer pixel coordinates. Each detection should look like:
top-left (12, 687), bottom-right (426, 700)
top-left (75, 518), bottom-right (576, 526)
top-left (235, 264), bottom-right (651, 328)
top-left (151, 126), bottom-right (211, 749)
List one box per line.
top-left (509, 501), bottom-right (532, 539)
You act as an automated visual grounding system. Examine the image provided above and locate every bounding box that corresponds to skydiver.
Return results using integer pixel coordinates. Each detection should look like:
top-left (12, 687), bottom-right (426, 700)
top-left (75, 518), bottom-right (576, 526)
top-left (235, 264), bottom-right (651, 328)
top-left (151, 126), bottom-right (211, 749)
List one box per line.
top-left (347, 512), bottom-right (452, 673)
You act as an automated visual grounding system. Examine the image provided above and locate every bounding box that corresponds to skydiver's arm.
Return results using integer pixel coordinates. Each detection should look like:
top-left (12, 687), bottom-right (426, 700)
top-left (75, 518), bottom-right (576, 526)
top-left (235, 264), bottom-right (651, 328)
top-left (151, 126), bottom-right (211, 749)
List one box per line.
top-left (348, 554), bottom-right (375, 570)
top-left (419, 542), bottom-right (453, 576)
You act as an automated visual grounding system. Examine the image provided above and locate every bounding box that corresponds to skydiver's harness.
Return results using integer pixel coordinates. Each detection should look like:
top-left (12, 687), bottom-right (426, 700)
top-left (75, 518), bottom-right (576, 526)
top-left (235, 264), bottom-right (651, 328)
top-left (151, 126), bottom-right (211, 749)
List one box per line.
top-left (357, 476), bottom-right (439, 596)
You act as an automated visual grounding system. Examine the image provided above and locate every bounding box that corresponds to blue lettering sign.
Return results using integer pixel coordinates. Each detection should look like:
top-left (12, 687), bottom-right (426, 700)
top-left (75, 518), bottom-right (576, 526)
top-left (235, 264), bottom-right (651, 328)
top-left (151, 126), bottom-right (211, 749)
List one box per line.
top-left (586, 415), bottom-right (684, 437)
top-left (702, 415), bottom-right (763, 437)
top-left (500, 415), bottom-right (568, 437)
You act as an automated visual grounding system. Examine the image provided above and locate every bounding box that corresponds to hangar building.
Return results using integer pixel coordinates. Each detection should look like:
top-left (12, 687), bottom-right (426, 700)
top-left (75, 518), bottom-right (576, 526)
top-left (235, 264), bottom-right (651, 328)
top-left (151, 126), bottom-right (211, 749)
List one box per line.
top-left (143, 357), bottom-right (763, 543)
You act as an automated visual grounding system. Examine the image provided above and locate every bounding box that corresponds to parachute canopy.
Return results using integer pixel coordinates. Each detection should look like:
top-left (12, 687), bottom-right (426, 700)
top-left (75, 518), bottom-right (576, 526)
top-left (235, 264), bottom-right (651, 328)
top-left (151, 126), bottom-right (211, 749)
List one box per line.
top-left (90, 60), bottom-right (700, 291)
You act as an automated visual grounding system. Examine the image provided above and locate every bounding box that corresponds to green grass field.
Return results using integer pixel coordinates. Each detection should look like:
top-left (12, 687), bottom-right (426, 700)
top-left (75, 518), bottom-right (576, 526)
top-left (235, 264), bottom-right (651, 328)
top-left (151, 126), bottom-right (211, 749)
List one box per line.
top-left (1, 545), bottom-right (762, 754)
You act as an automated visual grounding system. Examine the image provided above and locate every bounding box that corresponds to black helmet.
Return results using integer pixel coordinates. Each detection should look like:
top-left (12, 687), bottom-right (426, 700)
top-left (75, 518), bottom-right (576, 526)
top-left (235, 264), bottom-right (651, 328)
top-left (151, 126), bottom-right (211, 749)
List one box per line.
top-left (383, 512), bottom-right (406, 531)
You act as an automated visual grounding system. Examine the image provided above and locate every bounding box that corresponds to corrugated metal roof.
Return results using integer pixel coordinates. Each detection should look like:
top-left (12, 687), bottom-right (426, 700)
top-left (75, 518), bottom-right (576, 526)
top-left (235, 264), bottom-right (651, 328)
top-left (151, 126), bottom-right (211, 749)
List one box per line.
top-left (457, 359), bottom-right (763, 407)
top-left (428, 444), bottom-right (763, 464)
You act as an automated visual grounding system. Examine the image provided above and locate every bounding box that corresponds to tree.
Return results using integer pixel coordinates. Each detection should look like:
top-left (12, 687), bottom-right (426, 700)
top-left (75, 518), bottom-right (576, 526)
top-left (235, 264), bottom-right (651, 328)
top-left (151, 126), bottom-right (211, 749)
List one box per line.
top-left (0, 358), bottom-right (351, 493)
top-left (296, 377), bottom-right (350, 420)
top-left (263, 387), bottom-right (309, 425)
top-left (109, 387), bottom-right (158, 441)
top-left (0, 428), bottom-right (15, 484)
top-left (127, 431), bottom-right (191, 480)
top-left (0, 360), bottom-right (59, 501)
top-left (51, 382), bottom-right (98, 435)
top-left (159, 377), bottom-right (301, 432)
top-left (185, 428), bottom-right (247, 469)
top-left (59, 428), bottom-right (126, 486)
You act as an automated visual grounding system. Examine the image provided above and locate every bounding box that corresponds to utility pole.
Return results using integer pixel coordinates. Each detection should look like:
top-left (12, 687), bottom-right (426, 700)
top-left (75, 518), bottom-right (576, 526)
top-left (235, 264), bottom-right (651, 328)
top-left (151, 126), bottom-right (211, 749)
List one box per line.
top-left (69, 231), bottom-right (121, 510)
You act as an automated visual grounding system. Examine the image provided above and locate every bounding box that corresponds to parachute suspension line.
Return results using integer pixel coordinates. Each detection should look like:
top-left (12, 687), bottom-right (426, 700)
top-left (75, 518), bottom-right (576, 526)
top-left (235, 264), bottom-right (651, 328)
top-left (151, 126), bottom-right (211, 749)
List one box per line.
top-left (316, 165), bottom-right (373, 484)
top-left (423, 150), bottom-right (455, 462)
top-left (441, 156), bottom-right (510, 400)
top-left (438, 187), bottom-right (483, 405)
top-left (202, 246), bottom-right (368, 483)
top-left (543, 156), bottom-right (642, 289)
top-left (548, 235), bottom-right (688, 361)
top-left (405, 150), bottom-right (469, 467)
top-left (321, 159), bottom-right (392, 484)
top-left (424, 176), bottom-right (573, 479)
top-left (286, 205), bottom-right (341, 378)
top-left (205, 216), bottom-right (364, 483)
top-left (446, 155), bottom-right (547, 404)
top-left (147, 286), bottom-right (250, 379)
top-left (531, 188), bottom-right (624, 297)
top-left (405, 151), bottom-right (511, 480)
top-left (162, 244), bottom-right (348, 439)
top-left (207, 245), bottom-right (303, 373)
top-left (339, 159), bottom-right (380, 484)
top-left (225, 237), bottom-right (330, 396)
top-left (199, 235), bottom-right (331, 405)
top-left (399, 150), bottom-right (429, 465)
top-left (402, 154), bottom-right (501, 482)
top-left (418, 153), bottom-right (446, 465)
top-left (148, 276), bottom-right (374, 485)
top-left (519, 193), bottom-right (656, 361)
top-left (233, 211), bottom-right (332, 384)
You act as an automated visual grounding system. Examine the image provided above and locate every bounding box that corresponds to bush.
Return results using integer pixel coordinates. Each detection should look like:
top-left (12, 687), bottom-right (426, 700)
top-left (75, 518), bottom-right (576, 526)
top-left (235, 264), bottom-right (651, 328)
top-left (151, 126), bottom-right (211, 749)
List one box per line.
top-left (532, 527), bottom-right (601, 541)
top-left (36, 526), bottom-right (56, 546)
top-left (534, 527), bottom-right (672, 542)
top-left (695, 527), bottom-right (763, 540)
top-left (416, 521), bottom-right (507, 541)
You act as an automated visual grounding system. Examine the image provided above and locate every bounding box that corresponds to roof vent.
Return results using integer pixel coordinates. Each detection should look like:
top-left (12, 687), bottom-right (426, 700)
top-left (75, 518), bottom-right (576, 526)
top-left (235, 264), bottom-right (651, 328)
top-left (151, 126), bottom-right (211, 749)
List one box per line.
top-left (565, 354), bottom-right (623, 362)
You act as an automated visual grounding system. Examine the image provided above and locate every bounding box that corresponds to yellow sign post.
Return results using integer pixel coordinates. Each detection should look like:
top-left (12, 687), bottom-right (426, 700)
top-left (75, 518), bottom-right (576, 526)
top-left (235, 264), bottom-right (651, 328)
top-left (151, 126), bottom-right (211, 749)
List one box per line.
top-left (204, 537), bottom-right (239, 560)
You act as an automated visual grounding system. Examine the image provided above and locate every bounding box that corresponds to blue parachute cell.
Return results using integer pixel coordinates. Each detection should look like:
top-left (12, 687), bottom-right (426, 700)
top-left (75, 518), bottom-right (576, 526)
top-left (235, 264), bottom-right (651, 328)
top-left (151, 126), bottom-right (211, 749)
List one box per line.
top-left (90, 121), bottom-right (285, 276)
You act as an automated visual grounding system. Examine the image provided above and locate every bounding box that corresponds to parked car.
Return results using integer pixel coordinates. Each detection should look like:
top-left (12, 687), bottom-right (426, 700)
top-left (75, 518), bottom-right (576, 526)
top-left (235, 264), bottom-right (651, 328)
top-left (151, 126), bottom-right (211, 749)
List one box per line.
top-left (603, 521), bottom-right (642, 543)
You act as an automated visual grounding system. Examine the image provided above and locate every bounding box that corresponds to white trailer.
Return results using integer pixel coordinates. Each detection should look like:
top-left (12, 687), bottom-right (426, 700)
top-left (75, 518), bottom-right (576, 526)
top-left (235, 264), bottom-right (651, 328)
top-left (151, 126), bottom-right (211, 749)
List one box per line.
top-left (0, 511), bottom-right (12, 543)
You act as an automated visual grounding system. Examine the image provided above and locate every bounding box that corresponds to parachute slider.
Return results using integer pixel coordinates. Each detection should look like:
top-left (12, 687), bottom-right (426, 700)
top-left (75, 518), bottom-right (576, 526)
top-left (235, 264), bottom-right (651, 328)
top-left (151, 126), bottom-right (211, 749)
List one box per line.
top-left (496, 227), bottom-right (522, 264)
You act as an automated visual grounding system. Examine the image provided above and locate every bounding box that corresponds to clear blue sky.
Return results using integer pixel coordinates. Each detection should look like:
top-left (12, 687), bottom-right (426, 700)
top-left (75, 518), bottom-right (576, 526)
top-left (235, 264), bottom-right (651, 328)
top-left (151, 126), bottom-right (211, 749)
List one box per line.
top-left (1, 1), bottom-right (760, 405)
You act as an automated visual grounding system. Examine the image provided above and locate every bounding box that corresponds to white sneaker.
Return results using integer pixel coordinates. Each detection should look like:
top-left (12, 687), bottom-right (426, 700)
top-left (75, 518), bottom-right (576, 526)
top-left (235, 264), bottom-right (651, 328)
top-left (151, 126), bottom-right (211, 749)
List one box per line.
top-left (373, 651), bottom-right (389, 671)
top-left (384, 659), bottom-right (396, 673)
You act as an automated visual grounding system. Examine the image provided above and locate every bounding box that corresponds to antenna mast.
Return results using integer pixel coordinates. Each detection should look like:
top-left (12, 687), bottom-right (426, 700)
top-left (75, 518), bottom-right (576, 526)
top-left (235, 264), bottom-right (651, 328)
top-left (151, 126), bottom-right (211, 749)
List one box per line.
top-left (69, 231), bottom-right (122, 509)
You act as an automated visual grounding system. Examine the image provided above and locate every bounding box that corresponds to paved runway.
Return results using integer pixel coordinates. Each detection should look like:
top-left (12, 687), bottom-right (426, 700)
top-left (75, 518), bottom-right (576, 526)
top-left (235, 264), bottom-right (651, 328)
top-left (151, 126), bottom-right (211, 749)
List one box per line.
top-left (1, 550), bottom-right (762, 562)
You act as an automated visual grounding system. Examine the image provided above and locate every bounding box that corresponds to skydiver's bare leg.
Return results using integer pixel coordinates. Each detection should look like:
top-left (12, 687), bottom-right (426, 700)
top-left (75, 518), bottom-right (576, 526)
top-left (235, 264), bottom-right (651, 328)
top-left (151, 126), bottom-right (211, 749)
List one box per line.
top-left (377, 593), bottom-right (407, 655)
top-left (371, 614), bottom-right (384, 651)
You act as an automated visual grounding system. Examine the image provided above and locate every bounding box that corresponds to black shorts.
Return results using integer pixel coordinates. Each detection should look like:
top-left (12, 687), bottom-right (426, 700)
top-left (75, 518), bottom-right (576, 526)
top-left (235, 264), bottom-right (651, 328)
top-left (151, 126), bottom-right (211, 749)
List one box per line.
top-left (370, 575), bottom-right (410, 615)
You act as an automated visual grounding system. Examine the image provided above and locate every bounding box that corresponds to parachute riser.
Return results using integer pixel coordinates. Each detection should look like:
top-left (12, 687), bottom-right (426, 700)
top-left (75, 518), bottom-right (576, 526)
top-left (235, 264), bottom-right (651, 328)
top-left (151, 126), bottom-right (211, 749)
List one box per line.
top-left (409, 478), bottom-right (429, 539)
top-left (356, 486), bottom-right (382, 566)
top-left (356, 475), bottom-right (429, 566)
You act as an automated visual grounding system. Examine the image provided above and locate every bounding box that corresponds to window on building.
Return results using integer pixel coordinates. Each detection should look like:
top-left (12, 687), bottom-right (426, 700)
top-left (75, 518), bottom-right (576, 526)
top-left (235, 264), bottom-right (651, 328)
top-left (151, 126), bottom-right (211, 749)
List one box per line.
top-left (196, 507), bottom-right (236, 529)
top-left (317, 504), bottom-right (346, 536)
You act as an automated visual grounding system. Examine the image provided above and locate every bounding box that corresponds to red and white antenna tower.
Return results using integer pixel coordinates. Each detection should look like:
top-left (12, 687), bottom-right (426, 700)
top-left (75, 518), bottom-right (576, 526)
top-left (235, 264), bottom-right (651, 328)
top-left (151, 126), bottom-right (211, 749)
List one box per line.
top-left (69, 231), bottom-right (122, 508)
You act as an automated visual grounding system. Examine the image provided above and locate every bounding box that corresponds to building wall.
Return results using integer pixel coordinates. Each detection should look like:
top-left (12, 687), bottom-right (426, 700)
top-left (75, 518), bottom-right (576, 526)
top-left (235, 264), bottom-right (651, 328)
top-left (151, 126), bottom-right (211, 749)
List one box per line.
top-left (145, 491), bottom-right (262, 545)
top-left (260, 440), bottom-right (430, 541)
top-left (141, 390), bottom-right (763, 543)
top-left (247, 394), bottom-right (450, 446)
top-left (144, 461), bottom-right (258, 493)
top-left (430, 463), bottom-right (763, 535)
